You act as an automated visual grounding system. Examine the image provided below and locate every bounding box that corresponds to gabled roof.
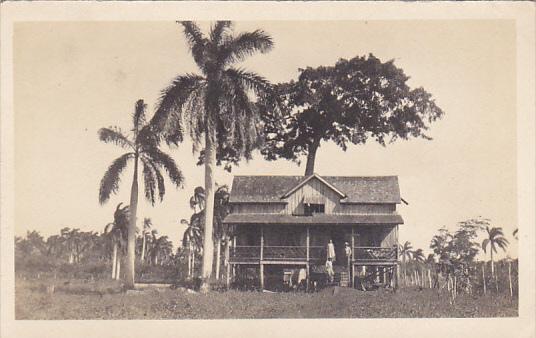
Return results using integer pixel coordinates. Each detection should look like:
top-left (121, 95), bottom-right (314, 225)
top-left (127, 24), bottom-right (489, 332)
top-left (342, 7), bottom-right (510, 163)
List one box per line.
top-left (281, 174), bottom-right (346, 199)
top-left (229, 175), bottom-right (401, 204)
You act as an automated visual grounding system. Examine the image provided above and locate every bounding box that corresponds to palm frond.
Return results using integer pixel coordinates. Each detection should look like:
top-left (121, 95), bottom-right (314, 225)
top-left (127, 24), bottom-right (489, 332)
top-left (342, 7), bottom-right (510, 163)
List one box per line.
top-left (224, 68), bottom-right (272, 96)
top-left (133, 99), bottom-right (147, 133)
top-left (219, 29), bottom-right (273, 66)
top-left (180, 21), bottom-right (208, 71)
top-left (143, 147), bottom-right (184, 188)
top-left (152, 74), bottom-right (205, 146)
top-left (99, 153), bottom-right (133, 204)
top-left (98, 127), bottom-right (133, 149)
top-left (210, 21), bottom-right (232, 44)
top-left (482, 238), bottom-right (490, 252)
top-left (142, 159), bottom-right (157, 205)
top-left (142, 157), bottom-right (166, 203)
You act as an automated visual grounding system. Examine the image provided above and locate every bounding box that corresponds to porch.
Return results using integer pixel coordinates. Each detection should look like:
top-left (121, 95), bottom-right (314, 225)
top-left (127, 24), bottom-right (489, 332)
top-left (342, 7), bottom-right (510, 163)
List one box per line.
top-left (226, 223), bottom-right (399, 290)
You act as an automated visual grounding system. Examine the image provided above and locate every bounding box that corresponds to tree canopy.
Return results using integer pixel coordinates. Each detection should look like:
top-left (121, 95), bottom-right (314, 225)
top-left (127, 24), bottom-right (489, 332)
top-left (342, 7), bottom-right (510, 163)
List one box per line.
top-left (259, 54), bottom-right (445, 175)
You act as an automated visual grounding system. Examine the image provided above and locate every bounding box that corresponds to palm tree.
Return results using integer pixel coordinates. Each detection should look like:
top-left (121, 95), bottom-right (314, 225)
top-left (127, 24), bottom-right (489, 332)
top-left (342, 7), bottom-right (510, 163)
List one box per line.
top-left (140, 218), bottom-right (152, 263)
top-left (399, 241), bottom-right (413, 283)
top-left (412, 248), bottom-right (425, 264)
top-left (98, 99), bottom-right (184, 288)
top-left (181, 218), bottom-right (202, 278)
top-left (153, 21), bottom-right (274, 292)
top-left (147, 231), bottom-right (173, 266)
top-left (190, 186), bottom-right (205, 213)
top-left (104, 203), bottom-right (129, 279)
top-left (482, 226), bottom-right (509, 277)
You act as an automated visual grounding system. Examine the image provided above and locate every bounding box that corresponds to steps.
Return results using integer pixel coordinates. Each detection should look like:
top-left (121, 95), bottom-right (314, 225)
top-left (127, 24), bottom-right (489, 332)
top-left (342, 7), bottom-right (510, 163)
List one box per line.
top-left (335, 271), bottom-right (350, 287)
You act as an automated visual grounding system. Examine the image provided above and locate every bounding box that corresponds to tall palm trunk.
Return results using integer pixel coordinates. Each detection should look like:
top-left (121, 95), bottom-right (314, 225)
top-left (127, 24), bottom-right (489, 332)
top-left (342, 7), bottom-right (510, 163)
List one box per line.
top-left (188, 242), bottom-right (193, 277)
top-left (112, 242), bottom-right (118, 279)
top-left (116, 257), bottom-right (121, 280)
top-left (201, 128), bottom-right (216, 292)
top-left (490, 249), bottom-right (495, 278)
top-left (141, 233), bottom-right (146, 263)
top-left (126, 154), bottom-right (139, 289)
top-left (304, 137), bottom-right (321, 176)
top-left (215, 238), bottom-right (221, 280)
top-left (192, 249), bottom-right (196, 276)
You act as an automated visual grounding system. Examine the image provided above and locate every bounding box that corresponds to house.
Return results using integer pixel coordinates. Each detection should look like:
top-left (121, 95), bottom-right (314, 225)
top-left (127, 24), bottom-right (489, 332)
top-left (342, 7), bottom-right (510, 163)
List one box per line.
top-left (223, 173), bottom-right (404, 290)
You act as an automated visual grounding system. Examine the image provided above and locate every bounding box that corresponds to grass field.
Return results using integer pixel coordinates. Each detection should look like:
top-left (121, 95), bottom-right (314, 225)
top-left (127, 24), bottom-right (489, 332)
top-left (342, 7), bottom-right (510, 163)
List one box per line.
top-left (15, 277), bottom-right (518, 319)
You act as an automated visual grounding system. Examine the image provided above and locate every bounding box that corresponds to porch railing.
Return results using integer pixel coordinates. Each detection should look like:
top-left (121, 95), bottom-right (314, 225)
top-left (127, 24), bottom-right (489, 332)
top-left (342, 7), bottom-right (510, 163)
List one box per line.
top-left (353, 246), bottom-right (397, 261)
top-left (230, 246), bottom-right (260, 262)
top-left (229, 245), bottom-right (397, 262)
top-left (230, 245), bottom-right (321, 261)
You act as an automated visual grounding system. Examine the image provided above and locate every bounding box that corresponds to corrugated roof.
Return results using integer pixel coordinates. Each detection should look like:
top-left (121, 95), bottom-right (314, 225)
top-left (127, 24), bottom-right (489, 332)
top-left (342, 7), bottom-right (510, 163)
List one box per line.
top-left (223, 213), bottom-right (403, 225)
top-left (229, 175), bottom-right (401, 204)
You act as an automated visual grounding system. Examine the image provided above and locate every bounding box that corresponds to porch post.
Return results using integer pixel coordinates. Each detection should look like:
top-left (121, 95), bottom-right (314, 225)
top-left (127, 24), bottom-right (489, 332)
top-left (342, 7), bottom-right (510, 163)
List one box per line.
top-left (351, 225), bottom-right (355, 288)
top-left (232, 236), bottom-right (236, 279)
top-left (306, 225), bottom-right (310, 291)
top-left (226, 236), bottom-right (231, 288)
top-left (260, 225), bottom-right (264, 290)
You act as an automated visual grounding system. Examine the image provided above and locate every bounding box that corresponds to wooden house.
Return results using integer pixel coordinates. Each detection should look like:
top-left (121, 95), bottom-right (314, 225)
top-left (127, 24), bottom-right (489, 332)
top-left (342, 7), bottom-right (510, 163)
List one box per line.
top-left (223, 173), bottom-right (404, 290)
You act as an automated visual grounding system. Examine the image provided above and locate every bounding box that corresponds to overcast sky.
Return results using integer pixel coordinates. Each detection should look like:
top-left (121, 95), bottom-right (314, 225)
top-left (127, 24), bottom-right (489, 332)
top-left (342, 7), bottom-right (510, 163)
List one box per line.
top-left (14, 20), bottom-right (517, 259)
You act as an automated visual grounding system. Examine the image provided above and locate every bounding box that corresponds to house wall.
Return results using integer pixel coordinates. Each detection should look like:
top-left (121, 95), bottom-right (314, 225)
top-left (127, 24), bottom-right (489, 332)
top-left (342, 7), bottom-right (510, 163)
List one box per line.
top-left (232, 203), bottom-right (286, 214)
top-left (354, 225), bottom-right (397, 247)
top-left (232, 177), bottom-right (397, 215)
top-left (284, 177), bottom-right (339, 214)
top-left (333, 203), bottom-right (396, 214)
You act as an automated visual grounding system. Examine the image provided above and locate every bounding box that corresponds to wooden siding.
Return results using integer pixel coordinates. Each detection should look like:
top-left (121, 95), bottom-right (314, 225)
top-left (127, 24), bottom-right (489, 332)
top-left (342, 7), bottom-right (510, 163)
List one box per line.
top-left (284, 177), bottom-right (339, 214)
top-left (354, 225), bottom-right (397, 247)
top-left (334, 203), bottom-right (395, 214)
top-left (232, 203), bottom-right (286, 214)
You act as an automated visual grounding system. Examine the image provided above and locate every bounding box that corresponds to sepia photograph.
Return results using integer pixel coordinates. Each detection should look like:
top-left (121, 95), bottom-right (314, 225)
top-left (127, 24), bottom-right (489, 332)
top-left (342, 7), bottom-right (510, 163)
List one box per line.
top-left (1, 1), bottom-right (535, 338)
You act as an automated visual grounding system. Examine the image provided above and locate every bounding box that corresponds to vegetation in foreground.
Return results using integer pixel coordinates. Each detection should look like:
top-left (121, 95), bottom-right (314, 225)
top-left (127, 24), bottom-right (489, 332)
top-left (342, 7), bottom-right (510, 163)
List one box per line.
top-left (15, 277), bottom-right (517, 320)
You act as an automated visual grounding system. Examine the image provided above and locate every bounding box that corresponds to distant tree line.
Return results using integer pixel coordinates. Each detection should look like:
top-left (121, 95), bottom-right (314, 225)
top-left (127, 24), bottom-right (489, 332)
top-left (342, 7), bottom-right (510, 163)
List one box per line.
top-left (398, 218), bottom-right (518, 298)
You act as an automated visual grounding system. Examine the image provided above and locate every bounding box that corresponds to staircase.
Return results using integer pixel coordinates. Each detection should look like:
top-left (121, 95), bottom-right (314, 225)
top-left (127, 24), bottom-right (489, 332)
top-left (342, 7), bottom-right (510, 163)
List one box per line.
top-left (335, 271), bottom-right (350, 287)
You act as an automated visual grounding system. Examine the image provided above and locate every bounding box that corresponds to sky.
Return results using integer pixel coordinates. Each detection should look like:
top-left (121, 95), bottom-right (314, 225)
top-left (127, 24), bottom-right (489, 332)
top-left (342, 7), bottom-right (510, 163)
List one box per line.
top-left (13, 20), bottom-right (517, 259)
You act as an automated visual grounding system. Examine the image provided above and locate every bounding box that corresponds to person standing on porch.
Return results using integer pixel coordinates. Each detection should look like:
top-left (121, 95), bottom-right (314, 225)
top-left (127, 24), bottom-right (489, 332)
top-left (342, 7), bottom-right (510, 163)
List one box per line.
top-left (345, 242), bottom-right (352, 272)
top-left (327, 239), bottom-right (336, 262)
top-left (326, 258), bottom-right (334, 283)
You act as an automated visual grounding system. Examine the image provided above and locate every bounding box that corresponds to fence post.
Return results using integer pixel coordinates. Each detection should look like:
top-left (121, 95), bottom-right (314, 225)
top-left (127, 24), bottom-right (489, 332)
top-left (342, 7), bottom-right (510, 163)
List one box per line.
top-left (508, 261), bottom-right (513, 298)
top-left (482, 264), bottom-right (486, 295)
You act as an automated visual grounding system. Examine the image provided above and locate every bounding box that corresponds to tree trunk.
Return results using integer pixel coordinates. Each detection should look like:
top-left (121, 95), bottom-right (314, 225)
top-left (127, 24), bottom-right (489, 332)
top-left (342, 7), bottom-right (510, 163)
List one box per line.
top-left (116, 258), bottom-right (121, 280)
top-left (201, 128), bottom-right (216, 292)
top-left (508, 261), bottom-right (513, 298)
top-left (141, 233), bottom-right (146, 263)
top-left (188, 243), bottom-right (192, 278)
top-left (304, 138), bottom-right (321, 176)
top-left (192, 250), bottom-right (196, 277)
top-left (112, 242), bottom-right (118, 279)
top-left (490, 250), bottom-right (495, 278)
top-left (125, 154), bottom-right (139, 289)
top-left (215, 238), bottom-right (221, 280)
top-left (482, 263), bottom-right (487, 295)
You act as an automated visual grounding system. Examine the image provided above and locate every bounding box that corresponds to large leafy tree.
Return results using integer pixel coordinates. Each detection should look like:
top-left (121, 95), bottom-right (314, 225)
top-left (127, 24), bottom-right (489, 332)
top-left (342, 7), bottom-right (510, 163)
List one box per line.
top-left (482, 226), bottom-right (509, 277)
top-left (153, 21), bottom-right (273, 292)
top-left (98, 99), bottom-right (184, 288)
top-left (260, 54), bottom-right (444, 176)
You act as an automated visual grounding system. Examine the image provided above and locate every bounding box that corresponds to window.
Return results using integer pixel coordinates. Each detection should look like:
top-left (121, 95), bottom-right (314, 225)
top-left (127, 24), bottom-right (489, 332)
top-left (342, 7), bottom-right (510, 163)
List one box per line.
top-left (304, 203), bottom-right (325, 215)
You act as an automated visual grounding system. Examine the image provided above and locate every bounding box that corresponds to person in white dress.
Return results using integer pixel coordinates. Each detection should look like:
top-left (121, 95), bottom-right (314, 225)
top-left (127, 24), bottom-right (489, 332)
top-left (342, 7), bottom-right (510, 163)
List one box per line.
top-left (327, 239), bottom-right (336, 262)
top-left (325, 258), bottom-right (334, 283)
